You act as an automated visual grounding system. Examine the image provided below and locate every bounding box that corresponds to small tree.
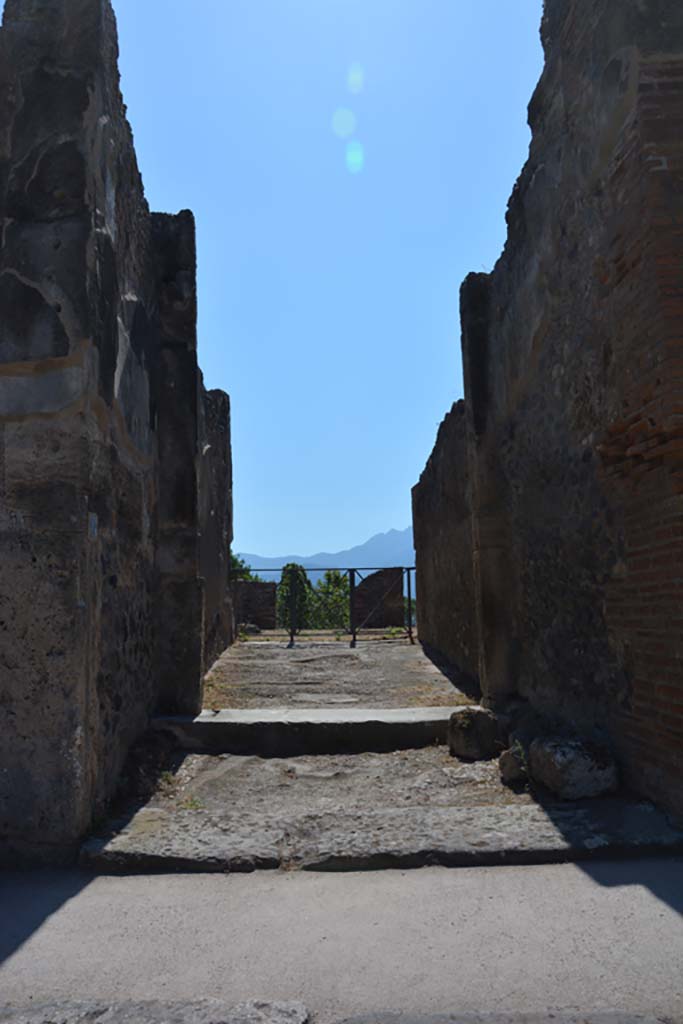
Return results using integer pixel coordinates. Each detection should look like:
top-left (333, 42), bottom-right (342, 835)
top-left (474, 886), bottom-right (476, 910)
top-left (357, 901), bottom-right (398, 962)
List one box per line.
top-left (229, 552), bottom-right (263, 582)
top-left (405, 596), bottom-right (416, 627)
top-left (310, 570), bottom-right (350, 630)
top-left (277, 563), bottom-right (312, 632)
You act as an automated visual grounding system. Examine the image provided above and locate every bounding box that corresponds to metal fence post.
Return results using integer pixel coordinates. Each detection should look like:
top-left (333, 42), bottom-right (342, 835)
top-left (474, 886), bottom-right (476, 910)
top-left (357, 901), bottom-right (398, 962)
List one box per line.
top-left (288, 567), bottom-right (296, 647)
top-left (349, 568), bottom-right (356, 647)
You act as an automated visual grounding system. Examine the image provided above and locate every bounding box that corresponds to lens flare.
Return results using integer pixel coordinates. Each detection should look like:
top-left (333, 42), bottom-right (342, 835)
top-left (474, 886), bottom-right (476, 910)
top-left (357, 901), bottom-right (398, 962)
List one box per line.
top-left (332, 107), bottom-right (356, 139)
top-left (345, 140), bottom-right (365, 174)
top-left (347, 62), bottom-right (365, 95)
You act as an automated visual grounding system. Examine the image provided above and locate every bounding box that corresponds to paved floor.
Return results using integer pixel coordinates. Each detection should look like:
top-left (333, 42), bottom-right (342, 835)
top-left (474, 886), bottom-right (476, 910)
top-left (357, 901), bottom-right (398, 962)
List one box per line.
top-left (82, 750), bottom-right (683, 872)
top-left (0, 1002), bottom-right (307, 1024)
top-left (85, 637), bottom-right (683, 872)
top-left (1, 861), bottom-right (682, 1021)
top-left (203, 639), bottom-right (474, 710)
top-left (25, 639), bottom-right (681, 1021)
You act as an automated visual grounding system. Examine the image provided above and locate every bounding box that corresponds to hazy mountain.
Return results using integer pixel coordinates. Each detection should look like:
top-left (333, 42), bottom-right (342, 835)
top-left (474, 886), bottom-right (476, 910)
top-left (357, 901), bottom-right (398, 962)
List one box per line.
top-left (238, 527), bottom-right (414, 581)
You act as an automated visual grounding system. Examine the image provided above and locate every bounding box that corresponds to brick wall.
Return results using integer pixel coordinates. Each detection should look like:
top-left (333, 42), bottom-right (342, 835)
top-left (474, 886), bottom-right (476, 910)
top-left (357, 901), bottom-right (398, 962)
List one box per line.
top-left (599, 53), bottom-right (683, 805)
top-left (414, 0), bottom-right (683, 817)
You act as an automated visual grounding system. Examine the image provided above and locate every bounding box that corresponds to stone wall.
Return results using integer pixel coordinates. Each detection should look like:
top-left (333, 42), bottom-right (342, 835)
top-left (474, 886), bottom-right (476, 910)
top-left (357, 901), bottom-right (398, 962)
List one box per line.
top-left (233, 581), bottom-right (277, 631)
top-left (353, 568), bottom-right (404, 629)
top-left (412, 402), bottom-right (477, 680)
top-left (414, 0), bottom-right (683, 816)
top-left (200, 388), bottom-right (234, 670)
top-left (0, 0), bottom-right (233, 861)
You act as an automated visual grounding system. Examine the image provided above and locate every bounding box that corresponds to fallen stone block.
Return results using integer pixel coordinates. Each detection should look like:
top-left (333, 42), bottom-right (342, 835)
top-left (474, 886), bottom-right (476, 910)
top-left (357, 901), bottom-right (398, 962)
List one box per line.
top-left (448, 706), bottom-right (502, 761)
top-left (529, 737), bottom-right (618, 800)
top-left (499, 745), bottom-right (527, 785)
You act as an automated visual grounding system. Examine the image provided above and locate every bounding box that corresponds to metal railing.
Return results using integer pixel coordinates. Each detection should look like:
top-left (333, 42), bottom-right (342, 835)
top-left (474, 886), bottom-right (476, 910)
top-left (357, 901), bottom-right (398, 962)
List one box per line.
top-left (235, 566), bottom-right (415, 647)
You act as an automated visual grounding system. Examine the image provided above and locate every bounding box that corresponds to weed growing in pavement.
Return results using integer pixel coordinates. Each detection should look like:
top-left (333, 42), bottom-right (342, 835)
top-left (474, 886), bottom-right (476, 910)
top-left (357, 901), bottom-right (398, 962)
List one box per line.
top-left (180, 795), bottom-right (204, 811)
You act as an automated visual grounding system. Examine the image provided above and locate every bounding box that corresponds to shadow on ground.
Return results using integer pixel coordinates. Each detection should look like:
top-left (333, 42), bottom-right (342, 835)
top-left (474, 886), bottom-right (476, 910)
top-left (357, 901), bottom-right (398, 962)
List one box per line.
top-left (0, 869), bottom-right (93, 966)
top-left (420, 644), bottom-right (481, 702)
top-left (0, 730), bottom-right (186, 966)
top-left (578, 854), bottom-right (683, 914)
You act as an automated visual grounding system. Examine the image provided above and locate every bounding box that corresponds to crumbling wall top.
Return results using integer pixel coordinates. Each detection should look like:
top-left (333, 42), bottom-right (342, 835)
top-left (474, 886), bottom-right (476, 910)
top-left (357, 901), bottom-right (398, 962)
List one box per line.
top-left (1, 0), bottom-right (119, 76)
top-left (540, 0), bottom-right (683, 58)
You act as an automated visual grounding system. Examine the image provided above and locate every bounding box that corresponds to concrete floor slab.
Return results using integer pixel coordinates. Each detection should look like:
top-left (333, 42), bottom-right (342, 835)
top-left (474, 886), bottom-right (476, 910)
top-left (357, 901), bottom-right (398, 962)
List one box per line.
top-left (1, 863), bottom-right (682, 1020)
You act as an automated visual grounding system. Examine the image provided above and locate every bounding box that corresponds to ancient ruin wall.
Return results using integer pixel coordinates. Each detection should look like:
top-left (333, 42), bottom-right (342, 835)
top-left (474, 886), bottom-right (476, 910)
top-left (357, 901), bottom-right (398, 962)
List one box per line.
top-left (151, 209), bottom-right (206, 715)
top-left (416, 0), bottom-right (683, 815)
top-left (232, 580), bottom-right (277, 631)
top-left (200, 388), bottom-right (235, 669)
top-left (412, 402), bottom-right (477, 680)
top-left (353, 568), bottom-right (405, 630)
top-left (0, 0), bottom-right (233, 860)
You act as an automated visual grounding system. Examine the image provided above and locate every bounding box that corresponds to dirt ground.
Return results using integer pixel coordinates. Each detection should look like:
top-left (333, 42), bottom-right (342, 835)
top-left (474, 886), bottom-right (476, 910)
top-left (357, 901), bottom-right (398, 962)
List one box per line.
top-left (155, 746), bottom-right (532, 817)
top-left (203, 637), bottom-right (476, 710)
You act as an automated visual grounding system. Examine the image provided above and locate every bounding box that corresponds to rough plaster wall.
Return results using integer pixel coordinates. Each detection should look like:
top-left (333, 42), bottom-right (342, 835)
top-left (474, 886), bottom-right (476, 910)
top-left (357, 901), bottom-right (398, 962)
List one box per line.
top-left (0, 0), bottom-right (233, 860)
top-left (458, 0), bottom-right (683, 814)
top-left (412, 402), bottom-right (477, 681)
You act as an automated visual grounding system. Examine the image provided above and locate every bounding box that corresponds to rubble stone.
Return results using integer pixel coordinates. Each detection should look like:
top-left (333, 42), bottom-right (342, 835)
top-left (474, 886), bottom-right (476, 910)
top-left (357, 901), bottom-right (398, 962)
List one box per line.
top-left (529, 738), bottom-right (618, 801)
top-left (448, 706), bottom-right (502, 761)
top-left (499, 747), bottom-right (527, 786)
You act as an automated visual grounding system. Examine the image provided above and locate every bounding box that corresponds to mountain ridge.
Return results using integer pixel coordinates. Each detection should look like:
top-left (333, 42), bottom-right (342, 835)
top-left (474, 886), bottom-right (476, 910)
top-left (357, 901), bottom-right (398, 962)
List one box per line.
top-left (237, 526), bottom-right (414, 573)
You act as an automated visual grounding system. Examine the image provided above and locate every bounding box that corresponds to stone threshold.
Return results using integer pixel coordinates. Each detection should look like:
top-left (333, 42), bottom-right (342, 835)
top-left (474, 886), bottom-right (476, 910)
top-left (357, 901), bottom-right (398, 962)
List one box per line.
top-left (81, 799), bottom-right (683, 875)
top-left (0, 1002), bottom-right (307, 1024)
top-left (0, 1006), bottom-right (669, 1024)
top-left (152, 706), bottom-right (459, 755)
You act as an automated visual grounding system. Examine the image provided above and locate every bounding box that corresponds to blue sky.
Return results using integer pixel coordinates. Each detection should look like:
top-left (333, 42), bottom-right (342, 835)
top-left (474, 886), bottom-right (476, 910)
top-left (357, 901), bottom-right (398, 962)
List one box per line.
top-left (114, 0), bottom-right (544, 556)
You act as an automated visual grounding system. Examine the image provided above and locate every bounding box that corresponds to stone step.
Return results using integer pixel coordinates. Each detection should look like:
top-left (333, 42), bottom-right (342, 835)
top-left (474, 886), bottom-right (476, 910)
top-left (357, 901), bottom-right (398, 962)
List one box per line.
top-left (0, 1002), bottom-right (308, 1024)
top-left (0, 1006), bottom-right (664, 1024)
top-left (339, 1016), bottom-right (665, 1024)
top-left (81, 746), bottom-right (683, 875)
top-left (152, 706), bottom-right (458, 756)
top-left (81, 798), bottom-right (683, 876)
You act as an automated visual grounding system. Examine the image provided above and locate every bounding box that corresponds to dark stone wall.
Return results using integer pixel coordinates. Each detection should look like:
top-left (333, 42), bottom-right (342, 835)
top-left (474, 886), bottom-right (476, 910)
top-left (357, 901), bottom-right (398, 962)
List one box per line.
top-left (353, 568), bottom-right (404, 629)
top-left (414, 0), bottom-right (683, 816)
top-left (200, 388), bottom-right (234, 668)
top-left (152, 210), bottom-right (204, 716)
top-left (0, 0), bottom-right (233, 861)
top-left (412, 402), bottom-right (478, 680)
top-left (233, 581), bottom-right (277, 631)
